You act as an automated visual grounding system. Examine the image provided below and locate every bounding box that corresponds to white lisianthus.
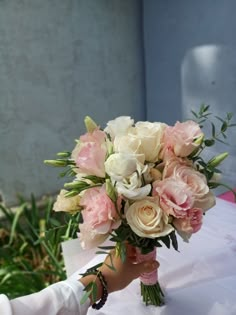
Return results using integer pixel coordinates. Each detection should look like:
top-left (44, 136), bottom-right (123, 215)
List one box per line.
top-left (104, 152), bottom-right (145, 181)
top-left (116, 172), bottom-right (151, 200)
top-left (53, 189), bottom-right (81, 213)
top-left (128, 121), bottom-right (166, 162)
top-left (125, 197), bottom-right (174, 238)
top-left (104, 116), bottom-right (134, 140)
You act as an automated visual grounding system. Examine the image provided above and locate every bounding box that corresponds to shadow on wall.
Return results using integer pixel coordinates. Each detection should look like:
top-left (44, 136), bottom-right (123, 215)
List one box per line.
top-left (181, 45), bottom-right (236, 192)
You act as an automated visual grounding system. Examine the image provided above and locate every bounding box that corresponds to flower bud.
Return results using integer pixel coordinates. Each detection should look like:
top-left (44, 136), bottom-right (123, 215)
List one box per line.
top-left (194, 133), bottom-right (204, 145)
top-left (44, 159), bottom-right (68, 167)
top-left (64, 190), bottom-right (80, 197)
top-left (105, 179), bottom-right (117, 202)
top-left (84, 116), bottom-right (98, 133)
top-left (208, 152), bottom-right (229, 168)
top-left (64, 181), bottom-right (89, 190)
top-left (57, 151), bottom-right (71, 158)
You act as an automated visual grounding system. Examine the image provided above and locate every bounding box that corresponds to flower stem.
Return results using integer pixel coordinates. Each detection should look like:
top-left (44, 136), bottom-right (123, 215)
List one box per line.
top-left (140, 282), bottom-right (165, 306)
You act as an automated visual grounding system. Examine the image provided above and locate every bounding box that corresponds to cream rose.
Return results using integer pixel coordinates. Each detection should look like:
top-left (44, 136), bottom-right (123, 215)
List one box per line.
top-left (53, 189), bottom-right (81, 213)
top-left (125, 198), bottom-right (174, 238)
top-left (113, 135), bottom-right (141, 155)
top-left (128, 121), bottom-right (166, 162)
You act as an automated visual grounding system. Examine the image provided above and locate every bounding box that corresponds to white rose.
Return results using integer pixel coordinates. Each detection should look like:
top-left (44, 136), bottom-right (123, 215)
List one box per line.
top-left (104, 152), bottom-right (145, 181)
top-left (104, 116), bottom-right (134, 140)
top-left (53, 189), bottom-right (81, 213)
top-left (114, 135), bottom-right (141, 155)
top-left (125, 197), bottom-right (174, 238)
top-left (128, 121), bottom-right (166, 162)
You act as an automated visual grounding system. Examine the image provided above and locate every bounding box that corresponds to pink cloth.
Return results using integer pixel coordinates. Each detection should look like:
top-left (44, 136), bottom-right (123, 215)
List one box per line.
top-left (218, 189), bottom-right (236, 203)
top-left (136, 248), bottom-right (158, 285)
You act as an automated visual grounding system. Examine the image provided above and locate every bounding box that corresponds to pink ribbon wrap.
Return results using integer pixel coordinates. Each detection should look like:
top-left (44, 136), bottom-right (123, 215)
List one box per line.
top-left (136, 247), bottom-right (158, 285)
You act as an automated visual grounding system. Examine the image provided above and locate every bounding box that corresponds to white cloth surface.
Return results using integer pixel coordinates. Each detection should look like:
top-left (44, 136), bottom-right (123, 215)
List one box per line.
top-left (77, 197), bottom-right (236, 315)
top-left (1, 197), bottom-right (235, 315)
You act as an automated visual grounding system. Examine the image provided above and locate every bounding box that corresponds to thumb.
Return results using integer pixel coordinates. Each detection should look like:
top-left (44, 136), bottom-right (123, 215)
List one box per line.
top-left (133, 260), bottom-right (159, 278)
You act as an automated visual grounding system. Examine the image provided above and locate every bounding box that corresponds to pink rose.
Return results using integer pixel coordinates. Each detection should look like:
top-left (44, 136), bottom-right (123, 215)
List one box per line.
top-left (161, 120), bottom-right (203, 158)
top-left (79, 185), bottom-right (121, 249)
top-left (152, 178), bottom-right (194, 218)
top-left (173, 207), bottom-right (203, 234)
top-left (72, 129), bottom-right (107, 177)
top-left (165, 164), bottom-right (209, 199)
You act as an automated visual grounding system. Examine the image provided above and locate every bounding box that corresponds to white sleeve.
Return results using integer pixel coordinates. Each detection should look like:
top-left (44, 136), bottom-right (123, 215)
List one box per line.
top-left (0, 278), bottom-right (90, 315)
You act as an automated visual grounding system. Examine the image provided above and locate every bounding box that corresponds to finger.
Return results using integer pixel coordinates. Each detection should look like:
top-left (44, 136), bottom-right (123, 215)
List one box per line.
top-left (126, 244), bottom-right (137, 260)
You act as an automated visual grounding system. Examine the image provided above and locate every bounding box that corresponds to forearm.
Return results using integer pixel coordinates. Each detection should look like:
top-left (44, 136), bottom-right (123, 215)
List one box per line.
top-left (4, 279), bottom-right (90, 315)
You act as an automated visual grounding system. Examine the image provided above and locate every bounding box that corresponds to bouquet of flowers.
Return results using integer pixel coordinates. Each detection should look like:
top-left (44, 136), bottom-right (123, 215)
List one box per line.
top-left (45, 105), bottom-right (235, 306)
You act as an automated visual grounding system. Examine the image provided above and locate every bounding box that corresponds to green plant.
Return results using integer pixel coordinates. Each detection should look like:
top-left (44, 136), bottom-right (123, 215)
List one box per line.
top-left (0, 194), bottom-right (80, 299)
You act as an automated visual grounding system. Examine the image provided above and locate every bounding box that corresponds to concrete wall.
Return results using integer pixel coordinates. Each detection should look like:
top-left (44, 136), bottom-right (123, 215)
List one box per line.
top-left (143, 0), bottom-right (236, 191)
top-left (0, 0), bottom-right (145, 205)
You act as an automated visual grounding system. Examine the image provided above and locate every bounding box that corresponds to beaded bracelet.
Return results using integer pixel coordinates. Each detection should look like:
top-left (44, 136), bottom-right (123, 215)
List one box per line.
top-left (83, 268), bottom-right (108, 310)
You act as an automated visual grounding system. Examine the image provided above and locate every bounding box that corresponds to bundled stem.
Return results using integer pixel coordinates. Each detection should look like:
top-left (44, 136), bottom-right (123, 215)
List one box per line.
top-left (141, 281), bottom-right (165, 306)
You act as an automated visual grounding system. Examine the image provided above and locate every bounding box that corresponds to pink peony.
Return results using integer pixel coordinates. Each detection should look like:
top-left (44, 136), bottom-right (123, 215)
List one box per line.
top-left (72, 129), bottom-right (107, 177)
top-left (161, 120), bottom-right (203, 158)
top-left (79, 185), bottom-right (121, 249)
top-left (173, 207), bottom-right (203, 234)
top-left (152, 177), bottom-right (194, 218)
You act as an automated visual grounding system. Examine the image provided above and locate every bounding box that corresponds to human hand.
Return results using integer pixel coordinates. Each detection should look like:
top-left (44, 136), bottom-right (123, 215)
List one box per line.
top-left (99, 245), bottom-right (159, 293)
top-left (79, 245), bottom-right (159, 304)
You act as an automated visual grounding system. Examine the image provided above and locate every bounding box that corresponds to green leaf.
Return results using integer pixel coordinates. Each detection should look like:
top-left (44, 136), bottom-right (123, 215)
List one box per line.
top-left (215, 116), bottom-right (225, 123)
top-left (191, 110), bottom-right (198, 118)
top-left (211, 122), bottom-right (216, 137)
top-left (169, 231), bottom-right (178, 251)
top-left (80, 290), bottom-right (92, 305)
top-left (160, 236), bottom-right (170, 248)
top-left (208, 182), bottom-right (220, 189)
top-left (204, 139), bottom-right (215, 147)
top-left (9, 206), bottom-right (25, 245)
top-left (97, 245), bottom-right (115, 250)
top-left (95, 250), bottom-right (109, 255)
top-left (221, 121), bottom-right (228, 133)
top-left (103, 262), bottom-right (116, 271)
top-left (91, 283), bottom-right (98, 303)
top-left (227, 112), bottom-right (233, 120)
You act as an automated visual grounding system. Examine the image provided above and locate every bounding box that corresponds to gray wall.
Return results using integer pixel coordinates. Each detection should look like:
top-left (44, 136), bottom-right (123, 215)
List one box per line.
top-left (143, 0), bottom-right (236, 191)
top-left (0, 0), bottom-right (145, 205)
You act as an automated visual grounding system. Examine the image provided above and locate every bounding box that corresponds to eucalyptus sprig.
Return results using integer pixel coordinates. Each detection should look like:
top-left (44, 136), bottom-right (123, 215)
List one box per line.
top-left (191, 104), bottom-right (236, 148)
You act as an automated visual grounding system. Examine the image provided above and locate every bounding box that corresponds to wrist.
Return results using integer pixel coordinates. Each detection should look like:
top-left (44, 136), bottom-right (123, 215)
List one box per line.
top-left (80, 268), bottom-right (108, 309)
